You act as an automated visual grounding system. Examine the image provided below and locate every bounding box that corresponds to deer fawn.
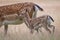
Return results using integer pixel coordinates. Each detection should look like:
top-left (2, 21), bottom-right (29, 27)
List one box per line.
top-left (19, 9), bottom-right (55, 34)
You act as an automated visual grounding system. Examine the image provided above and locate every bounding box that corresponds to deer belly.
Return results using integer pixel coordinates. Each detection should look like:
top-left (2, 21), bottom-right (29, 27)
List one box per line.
top-left (3, 19), bottom-right (23, 25)
top-left (3, 14), bottom-right (23, 25)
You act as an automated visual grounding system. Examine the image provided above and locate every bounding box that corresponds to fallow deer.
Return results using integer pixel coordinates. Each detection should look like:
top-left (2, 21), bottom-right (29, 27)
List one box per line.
top-left (0, 2), bottom-right (44, 35)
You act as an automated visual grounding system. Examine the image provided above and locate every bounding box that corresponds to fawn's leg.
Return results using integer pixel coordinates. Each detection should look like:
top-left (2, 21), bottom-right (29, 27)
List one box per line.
top-left (32, 7), bottom-right (37, 18)
top-left (35, 27), bottom-right (39, 32)
top-left (30, 29), bottom-right (34, 34)
top-left (24, 20), bottom-right (29, 27)
top-left (44, 23), bottom-right (51, 34)
top-left (48, 25), bottom-right (55, 33)
top-left (45, 27), bottom-right (51, 34)
top-left (30, 25), bottom-right (35, 34)
top-left (34, 24), bottom-right (44, 35)
top-left (44, 21), bottom-right (51, 34)
top-left (34, 25), bottom-right (42, 33)
top-left (4, 24), bottom-right (8, 35)
top-left (34, 25), bottom-right (39, 32)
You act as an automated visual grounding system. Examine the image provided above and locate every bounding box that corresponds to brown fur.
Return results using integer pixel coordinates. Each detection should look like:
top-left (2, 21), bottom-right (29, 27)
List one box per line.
top-left (0, 2), bottom-right (44, 35)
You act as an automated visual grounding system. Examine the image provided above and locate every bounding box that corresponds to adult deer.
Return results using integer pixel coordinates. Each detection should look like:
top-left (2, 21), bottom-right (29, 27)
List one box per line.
top-left (19, 9), bottom-right (55, 34)
top-left (0, 2), bottom-right (44, 35)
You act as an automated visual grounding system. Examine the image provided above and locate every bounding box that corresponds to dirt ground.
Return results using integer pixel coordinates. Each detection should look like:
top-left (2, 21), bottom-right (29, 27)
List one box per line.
top-left (0, 0), bottom-right (60, 40)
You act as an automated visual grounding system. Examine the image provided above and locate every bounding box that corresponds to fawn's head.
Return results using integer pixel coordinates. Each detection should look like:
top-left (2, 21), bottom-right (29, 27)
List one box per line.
top-left (19, 9), bottom-right (29, 18)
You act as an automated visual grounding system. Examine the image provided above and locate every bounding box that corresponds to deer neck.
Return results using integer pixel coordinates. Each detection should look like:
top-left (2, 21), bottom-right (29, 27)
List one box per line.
top-left (24, 12), bottom-right (31, 27)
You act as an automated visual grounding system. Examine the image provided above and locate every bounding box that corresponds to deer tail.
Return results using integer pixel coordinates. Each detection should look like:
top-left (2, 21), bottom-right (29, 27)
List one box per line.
top-left (34, 4), bottom-right (44, 11)
top-left (48, 16), bottom-right (54, 22)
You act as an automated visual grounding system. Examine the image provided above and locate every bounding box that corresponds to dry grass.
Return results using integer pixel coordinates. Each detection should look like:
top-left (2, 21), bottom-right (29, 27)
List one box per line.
top-left (0, 0), bottom-right (60, 40)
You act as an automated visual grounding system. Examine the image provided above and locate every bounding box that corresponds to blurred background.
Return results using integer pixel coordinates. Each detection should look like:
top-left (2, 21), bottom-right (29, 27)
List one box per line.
top-left (0, 0), bottom-right (60, 40)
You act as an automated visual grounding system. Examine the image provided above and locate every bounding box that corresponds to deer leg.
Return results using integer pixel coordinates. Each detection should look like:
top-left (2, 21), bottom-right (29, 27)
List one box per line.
top-left (35, 28), bottom-right (39, 32)
top-left (32, 10), bottom-right (37, 18)
top-left (4, 24), bottom-right (8, 35)
top-left (49, 25), bottom-right (55, 33)
top-left (44, 21), bottom-right (51, 34)
top-left (38, 24), bottom-right (42, 33)
top-left (30, 29), bottom-right (34, 34)
top-left (34, 24), bottom-right (44, 35)
top-left (35, 26), bottom-right (41, 33)
top-left (34, 26), bottom-right (39, 32)
top-left (45, 26), bottom-right (51, 34)
top-left (29, 25), bottom-right (34, 34)
top-left (34, 24), bottom-right (42, 33)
